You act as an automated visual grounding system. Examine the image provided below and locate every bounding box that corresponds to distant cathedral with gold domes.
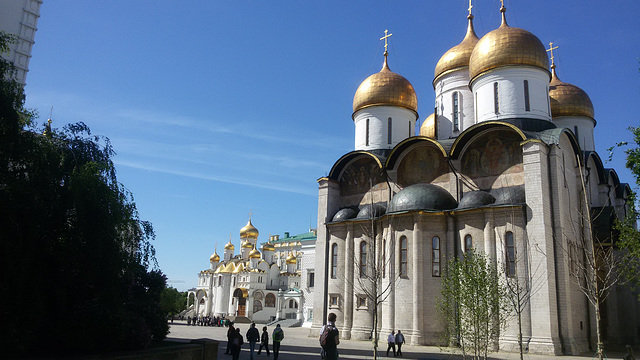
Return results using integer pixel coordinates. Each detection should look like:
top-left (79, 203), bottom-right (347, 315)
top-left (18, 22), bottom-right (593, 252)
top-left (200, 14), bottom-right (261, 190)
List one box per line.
top-left (312, 2), bottom-right (638, 355)
top-left (190, 218), bottom-right (318, 325)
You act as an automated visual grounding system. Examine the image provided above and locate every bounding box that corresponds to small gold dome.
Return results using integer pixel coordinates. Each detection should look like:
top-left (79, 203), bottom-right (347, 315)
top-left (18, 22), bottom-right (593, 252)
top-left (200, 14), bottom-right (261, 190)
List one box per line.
top-left (224, 241), bottom-right (235, 251)
top-left (262, 242), bottom-right (275, 251)
top-left (549, 66), bottom-right (594, 119)
top-left (434, 15), bottom-right (479, 82)
top-left (419, 113), bottom-right (436, 138)
top-left (249, 248), bottom-right (261, 259)
top-left (353, 53), bottom-right (418, 116)
top-left (469, 6), bottom-right (549, 82)
top-left (240, 219), bottom-right (259, 239)
top-left (285, 252), bottom-right (297, 264)
top-left (210, 251), bottom-right (220, 263)
top-left (242, 240), bottom-right (254, 249)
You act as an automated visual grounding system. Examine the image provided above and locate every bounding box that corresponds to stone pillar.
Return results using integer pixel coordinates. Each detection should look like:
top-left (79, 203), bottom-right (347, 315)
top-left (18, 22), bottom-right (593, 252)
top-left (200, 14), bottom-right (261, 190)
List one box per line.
top-left (382, 223), bottom-right (395, 335)
top-left (411, 214), bottom-right (423, 345)
top-left (247, 293), bottom-right (254, 319)
top-left (276, 289), bottom-right (284, 320)
top-left (484, 209), bottom-right (496, 266)
top-left (343, 227), bottom-right (354, 339)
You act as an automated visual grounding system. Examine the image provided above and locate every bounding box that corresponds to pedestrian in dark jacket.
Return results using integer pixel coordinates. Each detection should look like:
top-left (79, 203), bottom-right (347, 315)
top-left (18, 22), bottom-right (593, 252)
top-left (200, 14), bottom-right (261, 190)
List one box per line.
top-left (230, 328), bottom-right (244, 360)
top-left (257, 326), bottom-right (270, 356)
top-left (225, 322), bottom-right (235, 354)
top-left (395, 330), bottom-right (405, 356)
top-left (246, 322), bottom-right (260, 360)
top-left (272, 324), bottom-right (284, 360)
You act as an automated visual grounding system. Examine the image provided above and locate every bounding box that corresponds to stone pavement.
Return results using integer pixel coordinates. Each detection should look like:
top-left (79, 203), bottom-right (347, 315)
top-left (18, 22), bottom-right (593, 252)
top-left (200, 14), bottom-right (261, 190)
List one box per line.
top-left (167, 320), bottom-right (623, 359)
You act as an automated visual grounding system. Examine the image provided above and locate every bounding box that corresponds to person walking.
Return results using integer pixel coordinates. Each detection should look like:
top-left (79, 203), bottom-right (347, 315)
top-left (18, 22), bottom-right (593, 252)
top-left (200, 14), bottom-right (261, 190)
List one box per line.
top-left (272, 324), bottom-right (284, 360)
top-left (230, 328), bottom-right (244, 360)
top-left (386, 330), bottom-right (396, 357)
top-left (257, 326), bottom-right (270, 356)
top-left (395, 330), bottom-right (405, 357)
top-left (246, 322), bottom-right (260, 360)
top-left (319, 312), bottom-right (340, 360)
top-left (225, 322), bottom-right (235, 355)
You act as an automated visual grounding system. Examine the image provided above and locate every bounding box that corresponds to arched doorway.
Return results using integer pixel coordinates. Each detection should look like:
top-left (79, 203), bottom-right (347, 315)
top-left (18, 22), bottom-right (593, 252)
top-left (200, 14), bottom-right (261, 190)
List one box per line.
top-left (233, 288), bottom-right (248, 317)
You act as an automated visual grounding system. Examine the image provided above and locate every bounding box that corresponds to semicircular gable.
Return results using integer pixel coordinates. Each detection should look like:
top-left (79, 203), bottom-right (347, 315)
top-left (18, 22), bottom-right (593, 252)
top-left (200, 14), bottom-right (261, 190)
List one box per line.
top-left (328, 151), bottom-right (382, 181)
top-left (393, 141), bottom-right (450, 187)
top-left (537, 128), bottom-right (582, 165)
top-left (329, 151), bottom-right (387, 204)
top-left (584, 151), bottom-right (606, 185)
top-left (386, 136), bottom-right (447, 168)
top-left (450, 122), bottom-right (527, 159)
top-left (604, 168), bottom-right (621, 188)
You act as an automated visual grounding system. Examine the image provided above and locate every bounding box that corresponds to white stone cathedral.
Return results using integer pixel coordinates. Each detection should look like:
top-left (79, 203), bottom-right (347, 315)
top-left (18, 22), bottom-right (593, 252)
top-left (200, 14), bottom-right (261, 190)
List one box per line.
top-left (191, 219), bottom-right (317, 325)
top-left (311, 4), bottom-right (639, 356)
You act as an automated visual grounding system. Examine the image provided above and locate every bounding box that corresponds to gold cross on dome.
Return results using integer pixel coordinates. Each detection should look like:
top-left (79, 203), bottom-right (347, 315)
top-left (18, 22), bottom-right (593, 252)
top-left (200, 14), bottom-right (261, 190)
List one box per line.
top-left (500, 0), bottom-right (504, 7)
top-left (248, 210), bottom-right (253, 220)
top-left (468, 0), bottom-right (473, 15)
top-left (380, 29), bottom-right (393, 52)
top-left (546, 42), bottom-right (559, 65)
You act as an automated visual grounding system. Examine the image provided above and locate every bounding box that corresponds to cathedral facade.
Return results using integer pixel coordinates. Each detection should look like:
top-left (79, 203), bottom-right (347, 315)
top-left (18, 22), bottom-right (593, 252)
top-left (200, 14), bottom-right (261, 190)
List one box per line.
top-left (191, 219), bottom-right (317, 325)
top-left (311, 4), bottom-right (638, 356)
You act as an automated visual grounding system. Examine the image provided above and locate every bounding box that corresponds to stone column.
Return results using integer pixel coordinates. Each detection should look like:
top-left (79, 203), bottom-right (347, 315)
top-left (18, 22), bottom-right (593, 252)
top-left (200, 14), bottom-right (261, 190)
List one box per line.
top-left (382, 222), bottom-right (395, 335)
top-left (411, 214), bottom-right (423, 345)
top-left (247, 293), bottom-right (254, 319)
top-left (343, 227), bottom-right (354, 339)
top-left (484, 209), bottom-right (496, 266)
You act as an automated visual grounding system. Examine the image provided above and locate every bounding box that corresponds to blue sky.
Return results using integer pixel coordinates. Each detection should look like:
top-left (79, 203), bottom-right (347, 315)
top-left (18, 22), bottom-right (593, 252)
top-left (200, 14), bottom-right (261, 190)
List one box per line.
top-left (24, 1), bottom-right (640, 291)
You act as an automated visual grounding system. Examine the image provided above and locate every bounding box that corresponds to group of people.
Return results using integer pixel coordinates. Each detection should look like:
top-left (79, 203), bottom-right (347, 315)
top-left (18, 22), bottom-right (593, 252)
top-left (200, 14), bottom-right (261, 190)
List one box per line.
top-left (187, 314), bottom-right (227, 327)
top-left (225, 322), bottom-right (285, 360)
top-left (386, 330), bottom-right (406, 357)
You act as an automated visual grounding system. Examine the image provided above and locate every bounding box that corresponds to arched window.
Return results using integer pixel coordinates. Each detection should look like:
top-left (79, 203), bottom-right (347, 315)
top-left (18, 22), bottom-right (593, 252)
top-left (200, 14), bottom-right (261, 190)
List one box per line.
top-left (523, 80), bottom-right (530, 111)
top-left (289, 299), bottom-right (298, 309)
top-left (366, 118), bottom-right (370, 146)
top-left (399, 236), bottom-right (408, 277)
top-left (388, 117), bottom-right (392, 144)
top-left (253, 300), bottom-right (263, 313)
top-left (465, 234), bottom-right (473, 256)
top-left (453, 92), bottom-right (459, 131)
top-left (265, 293), bottom-right (276, 307)
top-left (432, 236), bottom-right (441, 277)
top-left (494, 82), bottom-right (500, 114)
top-left (331, 243), bottom-right (338, 279)
top-left (253, 291), bottom-right (264, 300)
top-left (360, 241), bottom-right (367, 277)
top-left (506, 231), bottom-right (516, 277)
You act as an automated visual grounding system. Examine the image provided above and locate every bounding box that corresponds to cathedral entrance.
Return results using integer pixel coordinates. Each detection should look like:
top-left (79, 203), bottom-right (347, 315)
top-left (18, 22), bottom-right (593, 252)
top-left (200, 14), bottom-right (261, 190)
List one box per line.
top-left (233, 288), bottom-right (248, 317)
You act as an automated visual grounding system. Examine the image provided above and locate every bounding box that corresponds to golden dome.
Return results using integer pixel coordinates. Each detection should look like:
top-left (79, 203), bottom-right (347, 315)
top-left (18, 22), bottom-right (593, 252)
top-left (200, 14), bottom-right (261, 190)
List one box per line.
top-left (242, 240), bottom-right (254, 249)
top-left (224, 240), bottom-right (235, 251)
top-left (434, 14), bottom-right (479, 82)
top-left (285, 252), bottom-right (297, 264)
top-left (469, 6), bottom-right (549, 82)
top-left (262, 242), bottom-right (275, 251)
top-left (249, 248), bottom-right (261, 259)
top-left (549, 65), bottom-right (594, 119)
top-left (210, 251), bottom-right (220, 263)
top-left (240, 219), bottom-right (259, 239)
top-left (419, 113), bottom-right (436, 138)
top-left (352, 53), bottom-right (418, 116)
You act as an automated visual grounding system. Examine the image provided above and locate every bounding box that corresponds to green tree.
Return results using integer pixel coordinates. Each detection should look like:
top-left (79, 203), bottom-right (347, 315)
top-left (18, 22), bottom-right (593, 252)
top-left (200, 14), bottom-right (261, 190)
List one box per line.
top-left (438, 251), bottom-right (511, 360)
top-left (161, 286), bottom-right (188, 316)
top-left (0, 31), bottom-right (167, 357)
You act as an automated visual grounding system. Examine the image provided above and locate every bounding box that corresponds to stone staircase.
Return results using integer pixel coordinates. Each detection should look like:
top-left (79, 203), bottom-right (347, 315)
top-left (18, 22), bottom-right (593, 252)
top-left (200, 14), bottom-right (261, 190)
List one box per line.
top-left (266, 318), bottom-right (302, 328)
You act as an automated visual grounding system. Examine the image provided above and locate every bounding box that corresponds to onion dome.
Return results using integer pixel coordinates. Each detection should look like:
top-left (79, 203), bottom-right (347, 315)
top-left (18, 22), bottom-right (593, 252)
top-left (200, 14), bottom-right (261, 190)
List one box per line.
top-left (242, 240), bottom-right (253, 249)
top-left (389, 183), bottom-right (457, 212)
top-left (210, 251), bottom-right (220, 263)
top-left (249, 247), bottom-right (261, 259)
top-left (434, 14), bottom-right (480, 82)
top-left (224, 240), bottom-right (235, 251)
top-left (353, 52), bottom-right (418, 116)
top-left (240, 219), bottom-right (259, 239)
top-left (549, 65), bottom-right (594, 119)
top-left (469, 5), bottom-right (549, 82)
top-left (419, 113), bottom-right (436, 138)
top-left (286, 252), bottom-right (297, 264)
top-left (262, 242), bottom-right (275, 251)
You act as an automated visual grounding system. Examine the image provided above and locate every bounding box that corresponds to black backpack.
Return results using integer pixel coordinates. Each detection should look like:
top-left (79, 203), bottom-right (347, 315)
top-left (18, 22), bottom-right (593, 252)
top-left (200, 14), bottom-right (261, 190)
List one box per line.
top-left (319, 325), bottom-right (336, 348)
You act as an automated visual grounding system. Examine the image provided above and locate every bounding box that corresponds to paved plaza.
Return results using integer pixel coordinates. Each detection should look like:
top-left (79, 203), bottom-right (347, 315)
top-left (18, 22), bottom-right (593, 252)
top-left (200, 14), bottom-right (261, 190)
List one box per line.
top-left (166, 320), bottom-right (623, 360)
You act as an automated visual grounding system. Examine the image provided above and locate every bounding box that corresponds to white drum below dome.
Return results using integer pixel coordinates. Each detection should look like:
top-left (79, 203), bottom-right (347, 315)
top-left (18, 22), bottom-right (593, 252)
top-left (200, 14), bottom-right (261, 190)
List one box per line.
top-left (434, 69), bottom-right (474, 139)
top-left (553, 116), bottom-right (596, 152)
top-left (353, 106), bottom-right (417, 151)
top-left (471, 67), bottom-right (551, 124)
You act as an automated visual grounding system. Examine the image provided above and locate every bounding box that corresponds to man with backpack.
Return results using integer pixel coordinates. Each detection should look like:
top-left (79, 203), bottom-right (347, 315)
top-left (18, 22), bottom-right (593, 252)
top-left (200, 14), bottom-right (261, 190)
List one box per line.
top-left (272, 323), bottom-right (284, 360)
top-left (319, 312), bottom-right (340, 360)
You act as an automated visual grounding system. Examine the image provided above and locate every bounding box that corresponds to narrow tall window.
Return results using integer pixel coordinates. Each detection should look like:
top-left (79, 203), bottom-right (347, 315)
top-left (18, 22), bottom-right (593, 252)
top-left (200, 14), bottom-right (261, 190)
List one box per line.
top-left (453, 92), bottom-right (459, 131)
top-left (366, 118), bottom-right (370, 146)
top-left (574, 126), bottom-right (579, 140)
top-left (432, 236), bottom-right (441, 277)
top-left (388, 117), bottom-right (392, 144)
top-left (524, 80), bottom-right (530, 111)
top-left (331, 243), bottom-right (338, 279)
top-left (360, 241), bottom-right (367, 277)
top-left (408, 121), bottom-right (411, 137)
top-left (474, 92), bottom-right (478, 123)
top-left (399, 236), bottom-right (408, 277)
top-left (382, 238), bottom-right (386, 278)
top-left (506, 232), bottom-right (516, 277)
top-left (494, 82), bottom-right (499, 114)
top-left (464, 234), bottom-right (473, 256)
